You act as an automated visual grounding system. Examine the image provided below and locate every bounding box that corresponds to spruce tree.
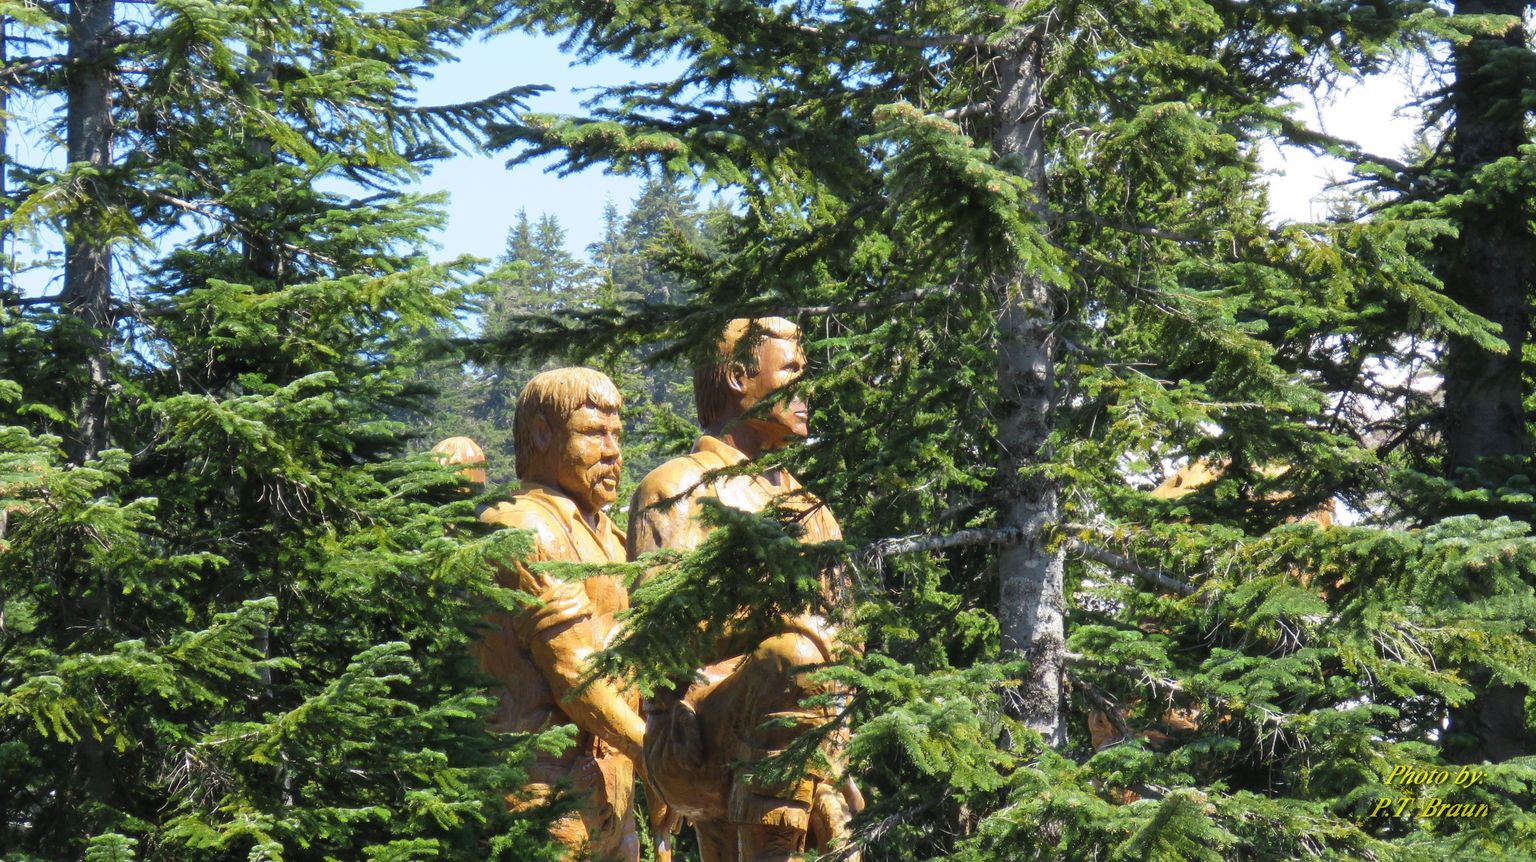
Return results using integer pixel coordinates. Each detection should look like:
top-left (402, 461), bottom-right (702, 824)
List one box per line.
top-left (1367, 1), bottom-right (1536, 763)
top-left (478, 0), bottom-right (1536, 859)
top-left (428, 185), bottom-right (713, 499)
top-left (0, 2), bottom-right (565, 858)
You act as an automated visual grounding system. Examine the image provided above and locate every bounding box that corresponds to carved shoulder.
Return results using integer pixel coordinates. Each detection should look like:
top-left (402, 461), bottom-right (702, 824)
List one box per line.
top-left (627, 454), bottom-right (716, 557)
top-left (632, 455), bottom-right (711, 510)
top-left (479, 500), bottom-right (564, 557)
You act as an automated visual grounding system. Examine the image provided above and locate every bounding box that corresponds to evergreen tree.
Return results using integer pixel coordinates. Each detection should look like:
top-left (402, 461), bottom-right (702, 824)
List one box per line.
top-left (597, 176), bottom-right (703, 307)
top-left (585, 178), bottom-right (715, 482)
top-left (415, 209), bottom-right (597, 488)
top-left (425, 188), bottom-right (710, 498)
top-left (480, 0), bottom-right (1536, 859)
top-left (0, 2), bottom-right (566, 858)
top-left (1367, 1), bottom-right (1536, 763)
top-left (486, 209), bottom-right (595, 331)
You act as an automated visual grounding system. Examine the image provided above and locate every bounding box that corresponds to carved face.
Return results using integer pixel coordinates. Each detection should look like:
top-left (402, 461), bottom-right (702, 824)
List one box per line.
top-left (734, 334), bottom-right (809, 447)
top-left (537, 403), bottom-right (623, 514)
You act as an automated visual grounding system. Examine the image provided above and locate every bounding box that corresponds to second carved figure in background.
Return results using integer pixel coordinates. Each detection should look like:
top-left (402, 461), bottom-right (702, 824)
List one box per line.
top-left (629, 318), bottom-right (862, 862)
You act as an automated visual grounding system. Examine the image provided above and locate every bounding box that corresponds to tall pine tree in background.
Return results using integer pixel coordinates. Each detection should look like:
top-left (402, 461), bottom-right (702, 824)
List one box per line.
top-left (415, 209), bottom-right (596, 487)
top-left (480, 0), bottom-right (1536, 858)
top-left (583, 177), bottom-right (724, 484)
top-left (487, 210), bottom-right (595, 329)
top-left (420, 181), bottom-right (714, 497)
top-left (0, 1), bottom-right (568, 858)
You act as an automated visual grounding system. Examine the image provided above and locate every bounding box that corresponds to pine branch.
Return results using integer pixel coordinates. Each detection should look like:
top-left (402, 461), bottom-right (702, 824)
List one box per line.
top-left (3, 293), bottom-right (66, 307)
top-left (787, 22), bottom-right (994, 49)
top-left (481, 286), bottom-right (956, 357)
top-left (936, 103), bottom-right (993, 121)
top-left (0, 53), bottom-right (67, 81)
top-left (765, 286), bottom-right (948, 316)
top-left (862, 526), bottom-right (1025, 560)
top-left (1275, 116), bottom-right (1411, 179)
top-left (1050, 210), bottom-right (1206, 244)
top-left (833, 797), bottom-right (941, 861)
top-left (1075, 673), bottom-right (1135, 743)
top-left (149, 192), bottom-right (338, 267)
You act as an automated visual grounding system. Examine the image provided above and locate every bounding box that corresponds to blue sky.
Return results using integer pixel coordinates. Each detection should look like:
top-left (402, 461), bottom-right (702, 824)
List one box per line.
top-left (1, 3), bottom-right (1420, 294)
top-left (3, 5), bottom-right (675, 296)
top-left (377, 6), bottom-right (682, 262)
top-left (385, 4), bottom-right (1422, 259)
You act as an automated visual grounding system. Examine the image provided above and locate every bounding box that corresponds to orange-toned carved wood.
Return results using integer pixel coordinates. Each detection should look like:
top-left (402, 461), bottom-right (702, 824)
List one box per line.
top-left (431, 436), bottom-right (487, 490)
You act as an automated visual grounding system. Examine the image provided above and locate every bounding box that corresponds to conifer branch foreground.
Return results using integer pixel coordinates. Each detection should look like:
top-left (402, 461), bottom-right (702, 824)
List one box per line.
top-left (692, 285), bottom-right (956, 319)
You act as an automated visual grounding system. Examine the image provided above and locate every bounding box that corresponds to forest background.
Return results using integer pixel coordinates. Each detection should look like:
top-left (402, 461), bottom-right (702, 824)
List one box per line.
top-left (3, 1), bottom-right (1536, 862)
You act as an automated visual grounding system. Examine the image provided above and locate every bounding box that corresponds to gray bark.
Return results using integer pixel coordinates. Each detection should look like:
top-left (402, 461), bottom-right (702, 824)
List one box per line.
top-left (989, 18), bottom-right (1066, 747)
top-left (1, 16), bottom-right (9, 295)
top-left (244, 39), bottom-right (281, 284)
top-left (61, 0), bottom-right (116, 463)
top-left (61, 0), bottom-right (120, 807)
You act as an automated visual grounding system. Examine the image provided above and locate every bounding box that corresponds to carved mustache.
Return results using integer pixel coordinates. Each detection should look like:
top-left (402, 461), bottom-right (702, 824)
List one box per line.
top-left (586, 466), bottom-right (621, 485)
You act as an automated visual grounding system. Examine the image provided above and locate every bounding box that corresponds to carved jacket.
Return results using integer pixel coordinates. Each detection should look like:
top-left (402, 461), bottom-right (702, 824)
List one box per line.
top-left (627, 435), bottom-right (850, 651)
top-left (475, 482), bottom-right (644, 765)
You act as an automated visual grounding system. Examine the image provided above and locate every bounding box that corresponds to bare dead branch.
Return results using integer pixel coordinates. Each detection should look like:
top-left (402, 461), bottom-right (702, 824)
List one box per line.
top-left (862, 526), bottom-right (1025, 561)
top-left (1074, 672), bottom-right (1135, 743)
top-left (3, 293), bottom-right (65, 307)
top-left (0, 54), bottom-right (67, 81)
top-left (935, 103), bottom-right (993, 121)
top-left (1065, 538), bottom-right (1195, 596)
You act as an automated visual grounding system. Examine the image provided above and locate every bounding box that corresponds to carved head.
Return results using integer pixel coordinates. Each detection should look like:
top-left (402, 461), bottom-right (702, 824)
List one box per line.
top-left (515, 368), bottom-right (623, 513)
top-left (431, 436), bottom-right (487, 490)
top-left (694, 317), bottom-right (808, 449)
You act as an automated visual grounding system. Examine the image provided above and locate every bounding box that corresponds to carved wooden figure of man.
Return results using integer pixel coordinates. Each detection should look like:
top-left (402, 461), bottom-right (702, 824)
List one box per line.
top-left (629, 318), bottom-right (861, 862)
top-left (475, 368), bottom-right (645, 862)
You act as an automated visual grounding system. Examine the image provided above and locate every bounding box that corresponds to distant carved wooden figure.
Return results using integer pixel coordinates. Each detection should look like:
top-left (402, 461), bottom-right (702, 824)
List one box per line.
top-left (471, 368), bottom-right (645, 862)
top-left (629, 318), bottom-right (862, 862)
top-left (430, 435), bottom-right (487, 491)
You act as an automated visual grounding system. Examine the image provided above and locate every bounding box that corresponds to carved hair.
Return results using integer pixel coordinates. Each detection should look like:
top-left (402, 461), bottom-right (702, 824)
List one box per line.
top-left (431, 436), bottom-right (487, 488)
top-left (515, 367), bottom-right (622, 479)
top-left (693, 317), bottom-right (801, 429)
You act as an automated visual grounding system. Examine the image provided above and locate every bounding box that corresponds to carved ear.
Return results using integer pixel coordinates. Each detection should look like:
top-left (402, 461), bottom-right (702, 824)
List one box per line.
top-left (531, 414), bottom-right (553, 453)
top-left (726, 361), bottom-right (750, 395)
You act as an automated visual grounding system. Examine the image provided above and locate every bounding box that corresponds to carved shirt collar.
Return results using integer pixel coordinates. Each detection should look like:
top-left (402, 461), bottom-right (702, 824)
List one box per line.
top-left (515, 480), bottom-right (625, 552)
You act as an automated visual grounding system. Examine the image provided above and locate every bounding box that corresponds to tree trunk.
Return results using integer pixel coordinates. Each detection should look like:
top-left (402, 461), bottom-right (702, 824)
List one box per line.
top-left (61, 0), bottom-right (116, 463)
top-left (1, 15), bottom-right (10, 296)
top-left (59, 0), bottom-right (122, 814)
top-left (1442, 0), bottom-right (1532, 476)
top-left (243, 39), bottom-right (282, 284)
top-left (990, 20), bottom-right (1066, 748)
top-left (1442, 0), bottom-right (1535, 763)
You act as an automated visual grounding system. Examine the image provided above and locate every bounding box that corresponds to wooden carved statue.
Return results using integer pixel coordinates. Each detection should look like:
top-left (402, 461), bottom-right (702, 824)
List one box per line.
top-left (629, 318), bottom-right (862, 862)
top-left (471, 368), bottom-right (645, 862)
top-left (430, 435), bottom-right (487, 492)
